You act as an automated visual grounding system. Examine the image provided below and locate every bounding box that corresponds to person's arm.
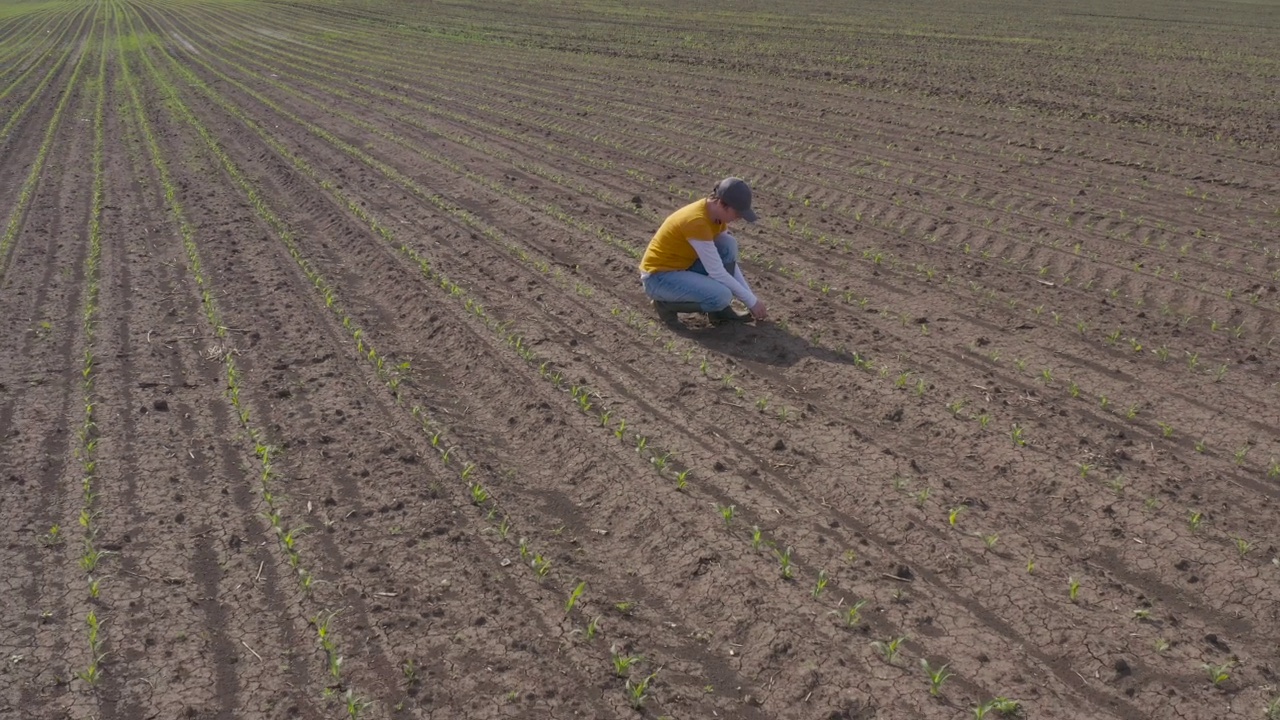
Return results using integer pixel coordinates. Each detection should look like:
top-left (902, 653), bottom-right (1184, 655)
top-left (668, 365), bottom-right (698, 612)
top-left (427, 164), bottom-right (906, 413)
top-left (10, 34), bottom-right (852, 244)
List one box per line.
top-left (690, 240), bottom-right (757, 308)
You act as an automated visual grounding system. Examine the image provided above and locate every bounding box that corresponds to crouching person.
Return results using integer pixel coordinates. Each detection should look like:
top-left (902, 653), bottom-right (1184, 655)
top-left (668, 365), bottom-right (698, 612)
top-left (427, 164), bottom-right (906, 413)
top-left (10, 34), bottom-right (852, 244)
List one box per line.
top-left (639, 177), bottom-right (768, 323)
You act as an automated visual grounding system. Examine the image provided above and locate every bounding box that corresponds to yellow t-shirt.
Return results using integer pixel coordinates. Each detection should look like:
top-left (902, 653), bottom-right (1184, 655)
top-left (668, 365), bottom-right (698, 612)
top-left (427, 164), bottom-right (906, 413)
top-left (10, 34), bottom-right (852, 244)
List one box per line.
top-left (639, 200), bottom-right (724, 274)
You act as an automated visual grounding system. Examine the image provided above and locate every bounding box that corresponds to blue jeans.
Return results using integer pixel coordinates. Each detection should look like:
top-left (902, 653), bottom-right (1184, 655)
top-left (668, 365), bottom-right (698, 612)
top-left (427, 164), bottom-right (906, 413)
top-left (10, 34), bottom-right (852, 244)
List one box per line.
top-left (642, 234), bottom-right (738, 312)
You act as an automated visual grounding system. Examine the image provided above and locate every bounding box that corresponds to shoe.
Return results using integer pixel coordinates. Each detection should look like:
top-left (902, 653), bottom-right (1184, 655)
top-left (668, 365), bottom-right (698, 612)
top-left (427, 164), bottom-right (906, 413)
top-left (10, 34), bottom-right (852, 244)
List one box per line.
top-left (653, 300), bottom-right (703, 321)
top-left (709, 306), bottom-right (751, 323)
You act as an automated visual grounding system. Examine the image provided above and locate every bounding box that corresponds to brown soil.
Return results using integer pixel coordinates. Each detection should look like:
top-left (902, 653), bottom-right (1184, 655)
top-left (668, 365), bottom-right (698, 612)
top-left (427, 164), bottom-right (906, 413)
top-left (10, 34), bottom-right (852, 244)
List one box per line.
top-left (1, 1), bottom-right (1278, 719)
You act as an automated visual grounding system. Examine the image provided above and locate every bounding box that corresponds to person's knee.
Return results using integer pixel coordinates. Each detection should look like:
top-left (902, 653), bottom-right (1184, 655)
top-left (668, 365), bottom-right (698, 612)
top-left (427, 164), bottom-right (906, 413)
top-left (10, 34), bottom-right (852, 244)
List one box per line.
top-left (701, 286), bottom-right (733, 312)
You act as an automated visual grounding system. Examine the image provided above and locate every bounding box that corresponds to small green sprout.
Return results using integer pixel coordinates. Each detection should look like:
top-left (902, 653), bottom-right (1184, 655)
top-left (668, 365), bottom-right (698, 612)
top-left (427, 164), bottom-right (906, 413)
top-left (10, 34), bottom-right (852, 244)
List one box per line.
top-left (1234, 537), bottom-right (1253, 557)
top-left (532, 554), bottom-right (552, 579)
top-left (1203, 661), bottom-right (1232, 687)
top-left (1026, 556), bottom-right (1036, 574)
top-left (870, 635), bottom-right (907, 664)
top-left (1068, 576), bottom-right (1081, 603)
top-left (469, 483), bottom-right (488, 505)
top-left (915, 487), bottom-right (930, 507)
top-left (716, 504), bottom-right (735, 526)
top-left (610, 645), bottom-right (642, 677)
top-left (343, 689), bottom-right (372, 719)
top-left (1187, 510), bottom-right (1204, 532)
top-left (585, 616), bottom-right (601, 640)
top-left (40, 524), bottom-right (63, 546)
top-left (843, 600), bottom-right (867, 627)
top-left (565, 581), bottom-right (586, 614)
top-left (750, 525), bottom-right (763, 550)
top-left (948, 506), bottom-right (965, 527)
top-left (775, 546), bottom-right (795, 579)
top-left (1154, 638), bottom-right (1170, 653)
top-left (981, 533), bottom-right (999, 549)
top-left (1010, 424), bottom-right (1026, 447)
top-left (1132, 608), bottom-right (1152, 621)
top-left (921, 659), bottom-right (953, 696)
top-left (812, 570), bottom-right (829, 598)
top-left (675, 468), bottom-right (691, 491)
top-left (625, 670), bottom-right (658, 709)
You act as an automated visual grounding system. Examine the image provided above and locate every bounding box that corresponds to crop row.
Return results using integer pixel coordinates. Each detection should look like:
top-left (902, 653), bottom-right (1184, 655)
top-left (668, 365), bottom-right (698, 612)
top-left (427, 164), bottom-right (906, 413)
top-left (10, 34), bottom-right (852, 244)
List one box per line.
top-left (112, 5), bottom-right (371, 711)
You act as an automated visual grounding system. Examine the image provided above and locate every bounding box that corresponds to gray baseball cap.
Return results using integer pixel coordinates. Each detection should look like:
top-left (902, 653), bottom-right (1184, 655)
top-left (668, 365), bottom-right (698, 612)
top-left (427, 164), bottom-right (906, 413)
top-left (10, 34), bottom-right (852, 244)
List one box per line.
top-left (713, 177), bottom-right (758, 223)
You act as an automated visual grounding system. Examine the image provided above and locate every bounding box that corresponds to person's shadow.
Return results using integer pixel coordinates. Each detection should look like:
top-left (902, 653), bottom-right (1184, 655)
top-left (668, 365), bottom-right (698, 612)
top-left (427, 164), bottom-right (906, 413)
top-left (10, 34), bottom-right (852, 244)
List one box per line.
top-left (663, 316), bottom-right (864, 369)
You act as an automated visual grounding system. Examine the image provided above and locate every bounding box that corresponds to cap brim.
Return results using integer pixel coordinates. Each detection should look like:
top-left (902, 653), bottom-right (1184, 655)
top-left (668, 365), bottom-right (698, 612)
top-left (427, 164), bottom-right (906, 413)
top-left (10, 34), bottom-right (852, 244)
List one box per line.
top-left (741, 207), bottom-right (758, 223)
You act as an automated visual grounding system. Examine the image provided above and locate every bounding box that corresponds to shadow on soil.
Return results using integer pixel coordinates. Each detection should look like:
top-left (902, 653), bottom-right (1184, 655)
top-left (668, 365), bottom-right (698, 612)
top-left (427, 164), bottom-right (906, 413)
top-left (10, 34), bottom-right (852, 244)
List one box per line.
top-left (666, 317), bottom-right (863, 368)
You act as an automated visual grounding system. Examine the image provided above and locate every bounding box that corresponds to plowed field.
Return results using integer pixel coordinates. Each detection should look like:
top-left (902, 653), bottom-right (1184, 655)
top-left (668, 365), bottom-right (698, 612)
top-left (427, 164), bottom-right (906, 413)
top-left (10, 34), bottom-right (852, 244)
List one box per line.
top-left (2, 0), bottom-right (1278, 718)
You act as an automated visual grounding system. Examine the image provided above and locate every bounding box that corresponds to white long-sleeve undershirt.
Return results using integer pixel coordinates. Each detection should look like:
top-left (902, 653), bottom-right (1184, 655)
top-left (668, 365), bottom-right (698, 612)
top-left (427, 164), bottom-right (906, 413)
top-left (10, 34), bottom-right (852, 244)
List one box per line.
top-left (690, 239), bottom-right (757, 308)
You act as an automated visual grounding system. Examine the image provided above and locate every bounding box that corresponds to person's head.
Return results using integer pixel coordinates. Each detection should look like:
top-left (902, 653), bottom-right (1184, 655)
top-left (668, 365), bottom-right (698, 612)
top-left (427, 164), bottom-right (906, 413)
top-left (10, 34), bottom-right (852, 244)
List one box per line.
top-left (708, 177), bottom-right (758, 224)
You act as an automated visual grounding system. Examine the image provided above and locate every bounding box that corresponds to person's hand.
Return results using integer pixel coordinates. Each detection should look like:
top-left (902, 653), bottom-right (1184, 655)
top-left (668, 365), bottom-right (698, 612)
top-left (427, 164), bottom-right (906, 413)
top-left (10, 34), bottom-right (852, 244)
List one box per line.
top-left (749, 300), bottom-right (768, 321)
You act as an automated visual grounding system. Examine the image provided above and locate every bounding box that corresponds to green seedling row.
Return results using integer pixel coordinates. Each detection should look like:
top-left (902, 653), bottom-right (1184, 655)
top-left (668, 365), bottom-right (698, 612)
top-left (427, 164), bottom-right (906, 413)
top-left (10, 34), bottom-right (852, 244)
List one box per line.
top-left (112, 7), bottom-right (366, 707)
top-left (0, 9), bottom-right (93, 284)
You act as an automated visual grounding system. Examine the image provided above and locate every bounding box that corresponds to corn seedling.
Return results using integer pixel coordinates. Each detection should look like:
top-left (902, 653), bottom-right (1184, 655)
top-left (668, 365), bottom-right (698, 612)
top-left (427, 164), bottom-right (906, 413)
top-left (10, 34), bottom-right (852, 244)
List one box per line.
top-left (469, 483), bottom-right (489, 505)
top-left (614, 601), bottom-right (636, 615)
top-left (625, 670), bottom-right (658, 709)
top-left (1188, 510), bottom-right (1204, 532)
top-left (613, 419), bottom-right (626, 440)
top-left (585, 616), bottom-right (601, 640)
top-left (948, 506), bottom-right (965, 527)
top-left (1234, 445), bottom-right (1250, 466)
top-left (1068, 380), bottom-right (1080, 398)
top-left (532, 554), bottom-right (552, 579)
top-left (843, 600), bottom-right (868, 627)
top-left (947, 399), bottom-right (967, 416)
top-left (976, 697), bottom-right (1021, 717)
top-left (1108, 476), bottom-right (1126, 495)
top-left (981, 533), bottom-right (999, 549)
top-left (870, 635), bottom-right (907, 665)
top-left (775, 546), bottom-right (795, 579)
top-left (1234, 537), bottom-right (1253, 557)
top-left (751, 525), bottom-right (763, 550)
top-left (915, 487), bottom-right (931, 507)
top-left (1155, 638), bottom-right (1171, 653)
top-left (977, 413), bottom-right (991, 428)
top-left (716, 504), bottom-right (735, 526)
top-left (675, 468), bottom-right (690, 491)
top-left (1068, 576), bottom-right (1081, 603)
top-left (1132, 608), bottom-right (1152, 621)
top-left (1195, 439), bottom-right (1207, 453)
top-left (813, 570), bottom-right (829, 598)
top-left (610, 646), bottom-right (641, 677)
top-left (1100, 395), bottom-right (1110, 410)
top-left (343, 689), bottom-right (371, 719)
top-left (518, 538), bottom-right (530, 562)
top-left (921, 659), bottom-right (953, 696)
top-left (565, 581), bottom-right (586, 614)
top-left (1079, 463), bottom-right (1093, 478)
top-left (1010, 424), bottom-right (1026, 447)
top-left (1157, 421), bottom-right (1174, 438)
top-left (40, 525), bottom-right (63, 546)
top-left (1026, 556), bottom-right (1036, 574)
top-left (1203, 661), bottom-right (1232, 687)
